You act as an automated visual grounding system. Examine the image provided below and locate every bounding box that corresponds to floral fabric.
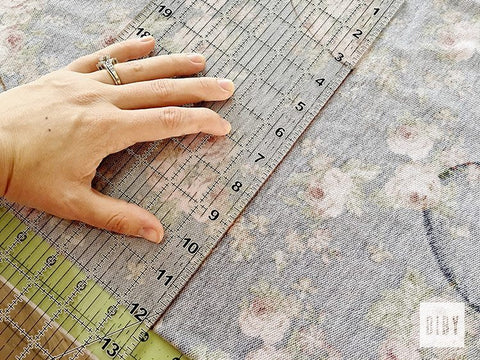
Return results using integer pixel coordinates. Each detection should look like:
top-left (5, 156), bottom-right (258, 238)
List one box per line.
top-left (1, 0), bottom-right (480, 359)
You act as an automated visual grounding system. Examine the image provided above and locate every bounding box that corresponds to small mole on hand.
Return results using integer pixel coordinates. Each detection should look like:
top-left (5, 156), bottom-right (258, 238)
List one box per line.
top-left (45, 116), bottom-right (48, 120)
top-left (48, 129), bottom-right (51, 132)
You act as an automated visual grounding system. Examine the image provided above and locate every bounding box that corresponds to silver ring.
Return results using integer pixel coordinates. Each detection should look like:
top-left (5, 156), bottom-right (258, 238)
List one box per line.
top-left (96, 55), bottom-right (122, 85)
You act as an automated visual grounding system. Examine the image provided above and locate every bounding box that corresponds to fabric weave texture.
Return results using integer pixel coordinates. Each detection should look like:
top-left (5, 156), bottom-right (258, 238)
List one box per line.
top-left (1, 0), bottom-right (480, 359)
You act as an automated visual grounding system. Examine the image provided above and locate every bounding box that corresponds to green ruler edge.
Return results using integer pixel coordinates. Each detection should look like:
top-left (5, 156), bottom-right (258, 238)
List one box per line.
top-left (0, 206), bottom-right (190, 360)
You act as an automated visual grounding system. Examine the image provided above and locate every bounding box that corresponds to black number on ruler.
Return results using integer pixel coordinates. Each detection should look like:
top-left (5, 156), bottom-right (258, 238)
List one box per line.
top-left (316, 78), bottom-right (325, 86)
top-left (139, 331), bottom-right (149, 342)
top-left (107, 305), bottom-right (117, 316)
top-left (255, 153), bottom-right (265, 162)
top-left (232, 181), bottom-right (243, 192)
top-left (295, 101), bottom-right (305, 111)
top-left (136, 28), bottom-right (151, 37)
top-left (16, 231), bottom-right (27, 242)
top-left (158, 5), bottom-right (173, 17)
top-left (183, 238), bottom-right (199, 254)
top-left (101, 338), bottom-right (120, 357)
top-left (335, 53), bottom-right (344, 62)
top-left (373, 7), bottom-right (380, 15)
top-left (130, 303), bottom-right (149, 321)
top-left (209, 210), bottom-right (219, 220)
top-left (157, 270), bottom-right (174, 285)
top-left (275, 128), bottom-right (285, 137)
top-left (352, 29), bottom-right (363, 39)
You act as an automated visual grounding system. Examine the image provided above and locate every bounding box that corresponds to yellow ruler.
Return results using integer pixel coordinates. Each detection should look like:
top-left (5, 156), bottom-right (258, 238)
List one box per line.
top-left (0, 206), bottom-right (189, 359)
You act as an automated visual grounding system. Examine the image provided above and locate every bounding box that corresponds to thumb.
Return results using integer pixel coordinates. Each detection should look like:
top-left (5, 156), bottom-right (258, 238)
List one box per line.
top-left (75, 188), bottom-right (164, 243)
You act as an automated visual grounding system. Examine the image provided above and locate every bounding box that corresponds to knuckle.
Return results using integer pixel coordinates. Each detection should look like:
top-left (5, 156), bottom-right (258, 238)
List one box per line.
top-left (93, 111), bottom-right (114, 134)
top-left (151, 79), bottom-right (174, 98)
top-left (105, 213), bottom-right (130, 234)
top-left (77, 108), bottom-right (102, 128)
top-left (73, 88), bottom-right (101, 106)
top-left (161, 107), bottom-right (183, 129)
top-left (39, 70), bottom-right (75, 91)
top-left (202, 107), bottom-right (219, 120)
top-left (165, 54), bottom-right (177, 67)
top-left (60, 192), bottom-right (84, 220)
top-left (97, 110), bottom-right (127, 150)
top-left (197, 77), bottom-right (213, 91)
top-left (191, 108), bottom-right (212, 132)
top-left (203, 109), bottom-right (222, 131)
top-left (127, 60), bottom-right (144, 74)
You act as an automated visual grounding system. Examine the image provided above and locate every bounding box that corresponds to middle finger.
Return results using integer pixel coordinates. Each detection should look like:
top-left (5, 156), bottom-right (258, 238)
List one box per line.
top-left (108, 77), bottom-right (235, 109)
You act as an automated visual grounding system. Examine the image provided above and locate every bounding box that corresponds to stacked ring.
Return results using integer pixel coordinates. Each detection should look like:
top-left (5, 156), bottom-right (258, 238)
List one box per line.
top-left (96, 55), bottom-right (122, 85)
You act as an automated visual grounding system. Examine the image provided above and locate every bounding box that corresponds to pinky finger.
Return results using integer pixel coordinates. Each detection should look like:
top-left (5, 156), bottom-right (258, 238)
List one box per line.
top-left (67, 36), bottom-right (156, 73)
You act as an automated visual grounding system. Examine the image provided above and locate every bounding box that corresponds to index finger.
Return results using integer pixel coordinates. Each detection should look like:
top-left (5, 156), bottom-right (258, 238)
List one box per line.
top-left (108, 107), bottom-right (231, 153)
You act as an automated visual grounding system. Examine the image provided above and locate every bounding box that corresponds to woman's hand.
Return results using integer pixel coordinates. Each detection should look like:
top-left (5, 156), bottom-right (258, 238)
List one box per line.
top-left (0, 36), bottom-right (234, 243)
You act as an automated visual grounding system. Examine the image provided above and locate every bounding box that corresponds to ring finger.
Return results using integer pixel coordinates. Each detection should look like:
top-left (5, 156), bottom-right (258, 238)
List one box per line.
top-left (88, 53), bottom-right (207, 85)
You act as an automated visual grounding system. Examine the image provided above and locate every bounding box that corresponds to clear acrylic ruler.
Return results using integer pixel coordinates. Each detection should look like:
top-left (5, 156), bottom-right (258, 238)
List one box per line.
top-left (0, 0), bottom-right (403, 358)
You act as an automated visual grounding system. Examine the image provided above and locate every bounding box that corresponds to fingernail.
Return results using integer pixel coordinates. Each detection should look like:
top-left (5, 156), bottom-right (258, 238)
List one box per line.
top-left (187, 53), bottom-right (205, 64)
top-left (217, 79), bottom-right (235, 92)
top-left (139, 35), bottom-right (154, 42)
top-left (222, 119), bottom-right (232, 133)
top-left (138, 227), bottom-right (161, 243)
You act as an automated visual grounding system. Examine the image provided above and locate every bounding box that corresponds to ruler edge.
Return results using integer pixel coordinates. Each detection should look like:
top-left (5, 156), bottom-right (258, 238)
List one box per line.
top-left (115, 0), bottom-right (407, 332)
top-left (110, 0), bottom-right (408, 328)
